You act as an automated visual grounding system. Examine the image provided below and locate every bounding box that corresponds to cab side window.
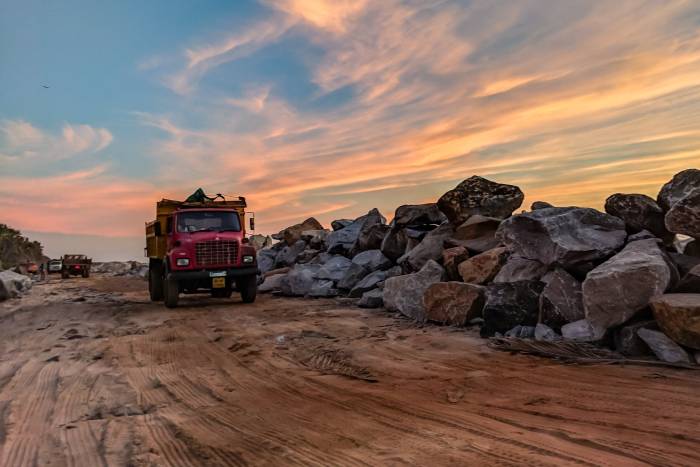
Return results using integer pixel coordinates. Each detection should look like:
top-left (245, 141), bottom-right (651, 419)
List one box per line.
top-left (166, 216), bottom-right (173, 234)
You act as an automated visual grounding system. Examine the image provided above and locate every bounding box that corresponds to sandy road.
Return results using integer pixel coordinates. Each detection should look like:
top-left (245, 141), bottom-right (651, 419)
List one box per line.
top-left (0, 275), bottom-right (699, 466)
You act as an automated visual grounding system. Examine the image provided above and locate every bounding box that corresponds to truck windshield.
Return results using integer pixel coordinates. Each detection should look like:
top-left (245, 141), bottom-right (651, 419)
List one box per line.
top-left (177, 211), bottom-right (241, 233)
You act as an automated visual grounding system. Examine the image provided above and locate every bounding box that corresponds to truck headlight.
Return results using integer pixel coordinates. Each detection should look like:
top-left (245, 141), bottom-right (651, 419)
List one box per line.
top-left (176, 258), bottom-right (190, 266)
top-left (243, 255), bottom-right (254, 264)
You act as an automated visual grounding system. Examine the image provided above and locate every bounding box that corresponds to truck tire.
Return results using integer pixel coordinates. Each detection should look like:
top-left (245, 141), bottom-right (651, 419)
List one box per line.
top-left (237, 275), bottom-right (257, 303)
top-left (164, 276), bottom-right (179, 308)
top-left (149, 263), bottom-right (164, 301)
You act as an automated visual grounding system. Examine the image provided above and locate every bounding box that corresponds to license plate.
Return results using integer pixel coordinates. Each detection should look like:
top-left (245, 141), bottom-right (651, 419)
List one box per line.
top-left (209, 271), bottom-right (226, 277)
top-left (212, 277), bottom-right (226, 288)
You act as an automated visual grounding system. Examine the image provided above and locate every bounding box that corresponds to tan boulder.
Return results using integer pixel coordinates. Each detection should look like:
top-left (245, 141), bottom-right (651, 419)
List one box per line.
top-left (277, 218), bottom-right (324, 246)
top-left (651, 293), bottom-right (700, 350)
top-left (457, 247), bottom-right (508, 284)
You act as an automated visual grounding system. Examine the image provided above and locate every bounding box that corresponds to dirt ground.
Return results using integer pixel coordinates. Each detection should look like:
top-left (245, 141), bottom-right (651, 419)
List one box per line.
top-left (0, 275), bottom-right (699, 466)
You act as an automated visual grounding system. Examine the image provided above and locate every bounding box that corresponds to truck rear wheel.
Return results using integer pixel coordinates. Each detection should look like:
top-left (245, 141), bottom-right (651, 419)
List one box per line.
top-left (164, 276), bottom-right (179, 308)
top-left (149, 263), bottom-right (164, 301)
top-left (237, 275), bottom-right (257, 303)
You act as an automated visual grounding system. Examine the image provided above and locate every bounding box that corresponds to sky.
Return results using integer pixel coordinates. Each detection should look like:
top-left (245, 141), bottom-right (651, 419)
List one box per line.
top-left (2, 0), bottom-right (700, 261)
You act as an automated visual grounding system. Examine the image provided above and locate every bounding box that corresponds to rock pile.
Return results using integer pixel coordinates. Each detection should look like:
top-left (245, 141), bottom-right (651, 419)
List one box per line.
top-left (92, 261), bottom-right (148, 278)
top-left (257, 169), bottom-right (700, 365)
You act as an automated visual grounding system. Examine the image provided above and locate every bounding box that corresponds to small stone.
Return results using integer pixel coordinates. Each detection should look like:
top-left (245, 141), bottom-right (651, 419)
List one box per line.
top-left (637, 328), bottom-right (691, 364)
top-left (358, 289), bottom-right (384, 308)
top-left (505, 325), bottom-right (536, 339)
top-left (534, 323), bottom-right (560, 342)
top-left (561, 319), bottom-right (605, 342)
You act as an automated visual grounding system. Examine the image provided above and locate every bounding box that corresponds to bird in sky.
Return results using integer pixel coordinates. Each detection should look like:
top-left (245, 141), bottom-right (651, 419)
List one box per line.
top-left (41, 84), bottom-right (50, 88)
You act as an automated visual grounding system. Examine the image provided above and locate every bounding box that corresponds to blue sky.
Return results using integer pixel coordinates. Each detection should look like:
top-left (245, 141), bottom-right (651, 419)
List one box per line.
top-left (2, 0), bottom-right (700, 260)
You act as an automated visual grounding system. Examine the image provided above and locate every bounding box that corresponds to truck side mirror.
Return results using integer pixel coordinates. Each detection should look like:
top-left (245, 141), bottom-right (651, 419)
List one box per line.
top-left (249, 217), bottom-right (255, 231)
top-left (154, 222), bottom-right (162, 237)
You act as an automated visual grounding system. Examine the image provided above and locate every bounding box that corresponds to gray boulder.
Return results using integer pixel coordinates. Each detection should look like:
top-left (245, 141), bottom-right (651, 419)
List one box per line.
top-left (315, 255), bottom-right (352, 282)
top-left (383, 260), bottom-right (445, 321)
top-left (274, 240), bottom-right (307, 268)
top-left (355, 223), bottom-right (391, 253)
top-left (481, 280), bottom-right (544, 337)
top-left (583, 239), bottom-right (673, 331)
top-left (338, 250), bottom-right (392, 290)
top-left (308, 280), bottom-right (339, 298)
top-left (637, 328), bottom-right (691, 364)
top-left (349, 266), bottom-right (401, 298)
top-left (437, 176), bottom-right (524, 224)
top-left (535, 323), bottom-right (560, 342)
top-left (561, 319), bottom-right (605, 342)
top-left (331, 219), bottom-right (353, 231)
top-left (451, 215), bottom-right (502, 253)
top-left (538, 268), bottom-right (585, 332)
top-left (282, 264), bottom-right (321, 296)
top-left (496, 207), bottom-right (627, 268)
top-left (358, 289), bottom-right (384, 308)
top-left (257, 248), bottom-right (279, 275)
top-left (0, 270), bottom-right (32, 299)
top-left (657, 168), bottom-right (700, 211)
top-left (493, 256), bottom-right (547, 283)
top-left (258, 274), bottom-right (286, 294)
top-left (301, 229), bottom-right (329, 250)
top-left (665, 188), bottom-right (700, 239)
top-left (627, 230), bottom-right (658, 242)
top-left (605, 193), bottom-right (671, 242)
top-left (393, 203), bottom-right (447, 227)
top-left (398, 223), bottom-right (454, 272)
top-left (505, 325), bottom-right (536, 338)
top-left (326, 209), bottom-right (385, 256)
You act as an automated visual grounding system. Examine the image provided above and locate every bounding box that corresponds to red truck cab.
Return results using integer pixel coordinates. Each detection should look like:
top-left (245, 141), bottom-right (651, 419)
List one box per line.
top-left (146, 198), bottom-right (258, 308)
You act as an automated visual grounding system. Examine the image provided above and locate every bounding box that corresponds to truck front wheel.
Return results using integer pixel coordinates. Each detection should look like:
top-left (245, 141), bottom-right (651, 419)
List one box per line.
top-left (149, 263), bottom-right (164, 301)
top-left (237, 275), bottom-right (257, 303)
top-left (164, 276), bottom-right (179, 308)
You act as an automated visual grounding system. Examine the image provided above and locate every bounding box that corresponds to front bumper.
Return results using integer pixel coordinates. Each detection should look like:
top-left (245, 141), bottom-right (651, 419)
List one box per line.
top-left (167, 266), bottom-right (259, 281)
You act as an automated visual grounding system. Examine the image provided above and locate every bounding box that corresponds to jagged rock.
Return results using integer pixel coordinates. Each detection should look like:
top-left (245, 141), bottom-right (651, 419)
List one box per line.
top-left (349, 269), bottom-right (388, 298)
top-left (309, 252), bottom-right (333, 265)
top-left (627, 230), bottom-right (658, 242)
top-left (637, 328), bottom-right (691, 364)
top-left (675, 265), bottom-right (700, 293)
top-left (301, 229), bottom-right (329, 250)
top-left (282, 264), bottom-right (321, 296)
top-left (422, 282), bottom-right (485, 326)
top-left (276, 218), bottom-right (324, 246)
top-left (531, 201), bottom-right (553, 210)
top-left (505, 325), bottom-right (536, 338)
top-left (296, 249), bottom-right (320, 264)
top-left (583, 239), bottom-right (673, 331)
top-left (451, 215), bottom-right (502, 253)
top-left (258, 274), bottom-right (286, 293)
top-left (458, 247), bottom-right (508, 285)
top-left (380, 227), bottom-right (408, 261)
top-left (331, 219), bottom-right (353, 231)
top-left (604, 193), bottom-right (670, 241)
top-left (264, 267), bottom-right (290, 278)
top-left (437, 176), bottom-right (524, 224)
top-left (399, 223), bottom-right (454, 272)
top-left (614, 320), bottom-right (657, 356)
top-left (249, 234), bottom-right (272, 250)
top-left (481, 280), bottom-right (544, 337)
top-left (535, 323), bottom-right (560, 342)
top-left (355, 223), bottom-right (391, 252)
top-left (668, 252), bottom-right (700, 277)
top-left (651, 294), bottom-right (700, 349)
top-left (442, 246), bottom-right (469, 281)
top-left (256, 249), bottom-right (278, 275)
top-left (338, 250), bottom-right (392, 290)
top-left (358, 289), bottom-right (384, 308)
top-left (657, 168), bottom-right (700, 211)
top-left (561, 319), bottom-right (605, 342)
top-left (383, 260), bottom-right (445, 321)
top-left (326, 209), bottom-right (385, 255)
top-left (309, 280), bottom-right (339, 298)
top-left (665, 188), bottom-right (700, 239)
top-left (393, 204), bottom-right (447, 227)
top-left (538, 268), bottom-right (585, 332)
top-left (684, 240), bottom-right (700, 257)
top-left (274, 240), bottom-right (307, 268)
top-left (497, 207), bottom-right (627, 268)
top-left (316, 256), bottom-right (352, 282)
top-left (0, 270), bottom-right (32, 299)
top-left (493, 256), bottom-right (547, 283)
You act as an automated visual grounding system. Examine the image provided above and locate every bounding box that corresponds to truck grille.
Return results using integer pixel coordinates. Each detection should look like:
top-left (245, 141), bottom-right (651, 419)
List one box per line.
top-left (195, 240), bottom-right (238, 266)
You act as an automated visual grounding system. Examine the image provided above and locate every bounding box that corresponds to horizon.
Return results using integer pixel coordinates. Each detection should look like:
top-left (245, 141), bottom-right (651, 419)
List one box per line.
top-left (3, 1), bottom-right (700, 260)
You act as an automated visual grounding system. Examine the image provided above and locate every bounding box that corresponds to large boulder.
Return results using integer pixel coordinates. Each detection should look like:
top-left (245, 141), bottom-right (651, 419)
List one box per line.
top-left (326, 209), bottom-right (385, 256)
top-left (358, 289), bottom-right (384, 308)
top-left (308, 279), bottom-right (339, 298)
top-left (496, 207), bottom-right (627, 268)
top-left (538, 268), bottom-right (585, 332)
top-left (315, 255), bottom-right (352, 283)
top-left (604, 193), bottom-right (671, 241)
top-left (675, 264), bottom-right (700, 293)
top-left (301, 229), bottom-right (330, 250)
top-left (657, 168), bottom-right (700, 211)
top-left (274, 240), bottom-right (307, 268)
top-left (0, 270), bottom-right (32, 299)
top-left (561, 319), bottom-right (605, 342)
top-left (258, 274), bottom-right (287, 293)
top-left (383, 260), bottom-right (445, 322)
top-left (583, 239), bottom-right (673, 331)
top-left (348, 267), bottom-right (401, 298)
top-left (457, 247), bottom-right (508, 285)
top-left (355, 223), bottom-right (391, 253)
top-left (338, 250), bottom-right (392, 290)
top-left (651, 294), bottom-right (700, 349)
top-left (664, 188), bottom-right (700, 239)
top-left (493, 256), bottom-right (547, 283)
top-left (398, 223), bottom-right (454, 272)
top-left (442, 246), bottom-right (469, 281)
top-left (331, 219), bottom-right (353, 231)
top-left (276, 218), bottom-right (324, 246)
top-left (281, 264), bottom-right (321, 296)
top-left (481, 280), bottom-right (544, 337)
top-left (637, 328), bottom-right (691, 364)
top-left (393, 204), bottom-right (447, 227)
top-left (423, 282), bottom-right (485, 326)
top-left (380, 227), bottom-right (408, 262)
top-left (256, 249), bottom-right (278, 275)
top-left (437, 176), bottom-right (524, 224)
top-left (451, 215), bottom-right (502, 253)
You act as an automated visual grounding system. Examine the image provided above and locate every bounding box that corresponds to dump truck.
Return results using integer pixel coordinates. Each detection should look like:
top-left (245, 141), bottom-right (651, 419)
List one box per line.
top-left (61, 254), bottom-right (91, 279)
top-left (145, 195), bottom-right (258, 308)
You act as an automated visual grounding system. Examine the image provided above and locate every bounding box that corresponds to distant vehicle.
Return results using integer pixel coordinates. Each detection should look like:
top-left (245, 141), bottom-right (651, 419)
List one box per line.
top-left (61, 254), bottom-right (92, 279)
top-left (48, 259), bottom-right (62, 273)
top-left (145, 193), bottom-right (258, 308)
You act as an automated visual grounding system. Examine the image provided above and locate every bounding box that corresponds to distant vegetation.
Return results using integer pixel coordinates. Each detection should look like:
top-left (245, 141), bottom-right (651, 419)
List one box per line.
top-left (0, 224), bottom-right (45, 269)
